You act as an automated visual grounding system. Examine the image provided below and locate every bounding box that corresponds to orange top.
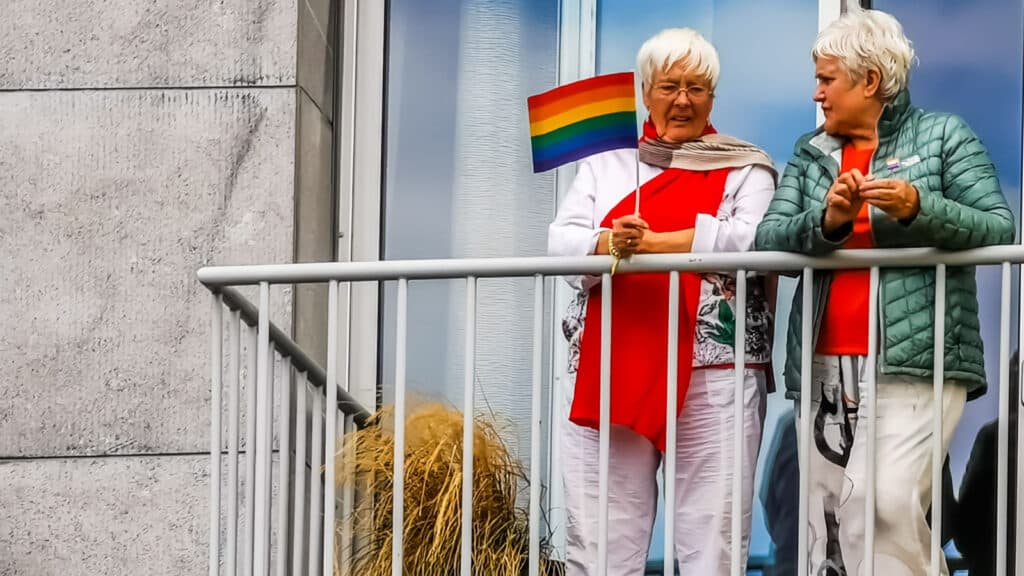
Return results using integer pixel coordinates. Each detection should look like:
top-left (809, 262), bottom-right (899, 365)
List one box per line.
top-left (816, 145), bottom-right (874, 355)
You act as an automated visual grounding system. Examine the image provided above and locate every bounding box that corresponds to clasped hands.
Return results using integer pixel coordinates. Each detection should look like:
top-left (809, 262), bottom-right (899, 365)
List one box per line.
top-left (823, 169), bottom-right (920, 235)
top-left (609, 215), bottom-right (649, 258)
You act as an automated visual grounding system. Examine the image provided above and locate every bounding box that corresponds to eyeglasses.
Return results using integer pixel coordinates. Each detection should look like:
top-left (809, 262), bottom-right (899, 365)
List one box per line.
top-left (652, 83), bottom-right (713, 102)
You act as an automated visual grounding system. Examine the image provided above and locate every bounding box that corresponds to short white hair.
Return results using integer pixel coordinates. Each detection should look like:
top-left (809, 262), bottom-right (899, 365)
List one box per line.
top-left (813, 5), bottom-right (915, 101)
top-left (636, 28), bottom-right (720, 89)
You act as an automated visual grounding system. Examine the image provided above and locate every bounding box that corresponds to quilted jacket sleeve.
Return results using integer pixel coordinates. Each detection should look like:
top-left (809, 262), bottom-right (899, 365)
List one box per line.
top-left (755, 150), bottom-right (847, 255)
top-left (905, 116), bottom-right (1015, 249)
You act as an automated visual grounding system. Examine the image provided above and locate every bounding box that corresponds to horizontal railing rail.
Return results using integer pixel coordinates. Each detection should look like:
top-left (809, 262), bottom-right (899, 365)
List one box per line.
top-left (198, 245), bottom-right (1024, 285)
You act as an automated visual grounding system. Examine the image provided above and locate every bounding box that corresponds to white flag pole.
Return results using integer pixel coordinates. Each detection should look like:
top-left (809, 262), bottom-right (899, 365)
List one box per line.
top-left (634, 147), bottom-right (641, 216)
top-left (634, 70), bottom-right (642, 216)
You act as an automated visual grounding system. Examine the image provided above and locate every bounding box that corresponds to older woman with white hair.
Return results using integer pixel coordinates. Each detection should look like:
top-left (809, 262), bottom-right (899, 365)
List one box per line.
top-left (756, 6), bottom-right (1014, 575)
top-left (549, 28), bottom-right (777, 575)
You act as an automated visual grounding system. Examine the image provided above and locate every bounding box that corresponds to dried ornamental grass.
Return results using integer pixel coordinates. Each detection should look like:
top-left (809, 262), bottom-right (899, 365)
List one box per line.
top-left (334, 403), bottom-right (563, 576)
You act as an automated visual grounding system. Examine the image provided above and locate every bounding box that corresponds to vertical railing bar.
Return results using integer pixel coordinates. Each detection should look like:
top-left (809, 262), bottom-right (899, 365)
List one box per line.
top-left (323, 280), bottom-right (340, 576)
top-left (254, 282), bottom-right (272, 576)
top-left (228, 310), bottom-right (241, 576)
top-left (931, 264), bottom-right (946, 576)
top-left (866, 266), bottom-right (880, 576)
top-left (293, 373), bottom-right (309, 576)
top-left (245, 324), bottom-right (259, 575)
top-left (209, 294), bottom-right (224, 576)
top-left (543, 276), bottom-right (560, 565)
top-left (308, 391), bottom-right (325, 576)
top-left (264, 344), bottom-right (277, 572)
top-left (798, 267), bottom-right (813, 576)
top-left (276, 362), bottom-right (292, 576)
top-left (529, 275), bottom-right (544, 576)
top-left (997, 262), bottom-right (1011, 576)
top-left (393, 278), bottom-right (409, 576)
top-left (597, 272), bottom-right (612, 576)
top-left (340, 412), bottom-right (356, 576)
top-left (1017, 261), bottom-right (1024, 576)
top-left (664, 271), bottom-right (680, 576)
top-left (731, 271), bottom-right (747, 576)
top-left (461, 276), bottom-right (477, 576)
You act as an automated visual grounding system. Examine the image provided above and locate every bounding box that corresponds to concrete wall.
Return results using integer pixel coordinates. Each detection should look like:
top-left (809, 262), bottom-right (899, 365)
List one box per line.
top-left (0, 1), bottom-right (335, 573)
top-left (294, 0), bottom-right (337, 368)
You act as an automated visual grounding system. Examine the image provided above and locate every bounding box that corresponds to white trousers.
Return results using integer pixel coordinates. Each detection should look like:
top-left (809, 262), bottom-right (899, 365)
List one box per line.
top-left (563, 368), bottom-right (767, 575)
top-left (799, 355), bottom-right (967, 576)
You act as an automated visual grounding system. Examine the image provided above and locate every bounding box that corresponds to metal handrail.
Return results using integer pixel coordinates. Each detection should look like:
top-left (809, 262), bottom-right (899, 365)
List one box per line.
top-left (201, 245), bottom-right (1021, 575)
top-left (197, 245), bottom-right (1024, 286)
top-left (211, 285), bottom-right (371, 427)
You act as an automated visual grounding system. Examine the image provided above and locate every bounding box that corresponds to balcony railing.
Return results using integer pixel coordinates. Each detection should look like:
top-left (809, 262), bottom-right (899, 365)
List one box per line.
top-left (199, 245), bottom-right (1023, 576)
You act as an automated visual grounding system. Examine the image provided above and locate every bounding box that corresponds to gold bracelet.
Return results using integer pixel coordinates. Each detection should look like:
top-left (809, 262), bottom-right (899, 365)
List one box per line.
top-left (608, 231), bottom-right (621, 275)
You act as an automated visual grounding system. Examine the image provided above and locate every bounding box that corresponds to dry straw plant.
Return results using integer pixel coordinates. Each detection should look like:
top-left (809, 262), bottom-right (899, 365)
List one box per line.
top-left (334, 402), bottom-right (563, 576)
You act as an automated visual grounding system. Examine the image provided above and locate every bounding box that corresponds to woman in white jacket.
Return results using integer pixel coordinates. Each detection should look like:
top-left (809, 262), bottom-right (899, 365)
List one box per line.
top-left (548, 28), bottom-right (777, 575)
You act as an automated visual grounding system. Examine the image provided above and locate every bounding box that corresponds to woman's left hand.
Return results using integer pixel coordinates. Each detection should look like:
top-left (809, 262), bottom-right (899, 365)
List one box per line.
top-left (859, 178), bottom-right (920, 220)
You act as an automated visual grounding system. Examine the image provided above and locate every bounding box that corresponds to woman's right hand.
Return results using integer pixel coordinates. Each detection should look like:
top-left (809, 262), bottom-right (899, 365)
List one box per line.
top-left (610, 215), bottom-right (649, 256)
top-left (822, 169), bottom-right (869, 235)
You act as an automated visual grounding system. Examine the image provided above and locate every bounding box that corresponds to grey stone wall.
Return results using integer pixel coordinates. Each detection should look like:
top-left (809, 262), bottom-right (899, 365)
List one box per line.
top-left (0, 1), bottom-right (334, 574)
top-left (294, 0), bottom-right (337, 368)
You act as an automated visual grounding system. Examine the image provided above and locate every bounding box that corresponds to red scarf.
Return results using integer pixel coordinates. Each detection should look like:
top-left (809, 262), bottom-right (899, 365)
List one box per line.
top-left (570, 121), bottom-right (730, 451)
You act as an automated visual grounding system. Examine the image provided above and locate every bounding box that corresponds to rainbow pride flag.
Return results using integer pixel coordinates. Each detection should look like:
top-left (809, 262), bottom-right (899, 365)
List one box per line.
top-left (527, 72), bottom-right (638, 173)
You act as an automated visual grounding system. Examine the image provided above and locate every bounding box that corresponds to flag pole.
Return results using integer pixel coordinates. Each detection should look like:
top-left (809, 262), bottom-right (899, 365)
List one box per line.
top-left (634, 148), bottom-right (641, 216)
top-left (634, 70), bottom-right (642, 216)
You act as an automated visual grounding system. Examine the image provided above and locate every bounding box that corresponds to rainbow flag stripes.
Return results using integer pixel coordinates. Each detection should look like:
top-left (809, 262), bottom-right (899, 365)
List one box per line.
top-left (527, 72), bottom-right (638, 173)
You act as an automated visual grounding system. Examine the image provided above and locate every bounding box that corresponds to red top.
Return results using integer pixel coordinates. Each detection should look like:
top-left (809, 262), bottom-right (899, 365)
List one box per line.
top-left (816, 144), bottom-right (874, 355)
top-left (572, 167), bottom-right (730, 450)
top-left (570, 121), bottom-right (730, 450)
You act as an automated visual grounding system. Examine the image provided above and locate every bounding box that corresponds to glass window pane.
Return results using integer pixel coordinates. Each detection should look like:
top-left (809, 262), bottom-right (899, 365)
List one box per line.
top-left (379, 0), bottom-right (559, 493)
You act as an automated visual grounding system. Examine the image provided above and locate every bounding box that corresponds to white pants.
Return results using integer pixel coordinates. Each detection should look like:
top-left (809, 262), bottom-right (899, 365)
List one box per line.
top-left (799, 355), bottom-right (967, 576)
top-left (563, 368), bottom-right (767, 575)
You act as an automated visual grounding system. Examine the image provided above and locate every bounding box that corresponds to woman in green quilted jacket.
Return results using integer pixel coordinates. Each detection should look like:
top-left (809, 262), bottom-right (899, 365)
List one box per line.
top-left (754, 5), bottom-right (1014, 576)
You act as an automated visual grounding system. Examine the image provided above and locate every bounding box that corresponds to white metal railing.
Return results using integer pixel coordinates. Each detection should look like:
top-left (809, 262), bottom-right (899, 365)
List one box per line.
top-left (205, 285), bottom-right (370, 576)
top-left (200, 245), bottom-right (1021, 576)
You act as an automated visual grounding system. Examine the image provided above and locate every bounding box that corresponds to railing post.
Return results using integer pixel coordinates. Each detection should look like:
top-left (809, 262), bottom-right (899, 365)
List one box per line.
top-left (597, 273), bottom-right (612, 576)
top-left (254, 282), bottom-right (272, 576)
top-left (340, 408), bottom-right (356, 576)
top-left (798, 267), bottom-right (813, 576)
top-left (865, 266), bottom-right (880, 576)
top-left (997, 262), bottom-right (1011, 576)
top-left (245, 325), bottom-right (258, 576)
top-left (731, 271), bottom-right (747, 576)
top-left (393, 278), bottom-right (409, 576)
top-left (664, 271), bottom-right (680, 576)
top-left (308, 391), bottom-right (325, 576)
top-left (323, 280), bottom-right (340, 576)
top-left (210, 294), bottom-right (224, 576)
top-left (930, 265), bottom-right (946, 576)
top-left (277, 363), bottom-right (292, 576)
top-left (529, 275), bottom-right (544, 576)
top-left (462, 276), bottom-right (477, 575)
top-left (995, 262), bottom-right (1011, 573)
top-left (293, 373), bottom-right (309, 576)
top-left (227, 310), bottom-right (241, 576)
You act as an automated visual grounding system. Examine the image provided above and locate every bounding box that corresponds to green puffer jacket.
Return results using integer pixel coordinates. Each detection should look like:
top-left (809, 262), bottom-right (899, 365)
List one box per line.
top-left (755, 90), bottom-right (1015, 401)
